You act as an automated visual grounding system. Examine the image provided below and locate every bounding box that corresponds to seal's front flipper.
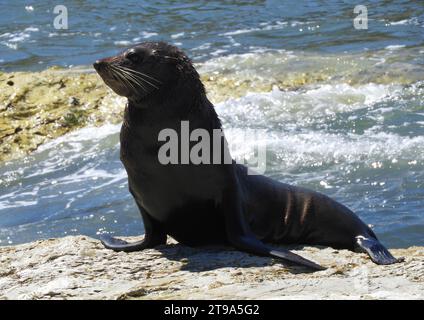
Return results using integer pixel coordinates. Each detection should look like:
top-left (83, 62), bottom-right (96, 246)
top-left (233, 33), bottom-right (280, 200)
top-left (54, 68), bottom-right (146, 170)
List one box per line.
top-left (100, 234), bottom-right (147, 252)
top-left (100, 203), bottom-right (167, 252)
top-left (355, 236), bottom-right (404, 265)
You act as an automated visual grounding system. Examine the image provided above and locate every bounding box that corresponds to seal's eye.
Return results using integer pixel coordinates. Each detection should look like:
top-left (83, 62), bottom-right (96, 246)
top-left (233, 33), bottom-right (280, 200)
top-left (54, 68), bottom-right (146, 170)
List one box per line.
top-left (126, 50), bottom-right (142, 64)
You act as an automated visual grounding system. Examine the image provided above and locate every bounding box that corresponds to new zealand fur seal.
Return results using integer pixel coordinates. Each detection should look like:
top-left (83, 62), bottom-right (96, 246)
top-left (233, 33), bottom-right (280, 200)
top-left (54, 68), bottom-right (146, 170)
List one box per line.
top-left (93, 41), bottom-right (402, 270)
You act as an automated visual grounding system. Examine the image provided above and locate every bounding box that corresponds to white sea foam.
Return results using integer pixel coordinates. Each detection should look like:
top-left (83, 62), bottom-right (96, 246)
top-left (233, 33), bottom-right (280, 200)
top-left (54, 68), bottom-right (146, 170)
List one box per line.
top-left (2, 42), bottom-right (17, 50)
top-left (32, 122), bottom-right (420, 178)
top-left (220, 28), bottom-right (262, 36)
top-left (0, 26), bottom-right (39, 49)
top-left (219, 20), bottom-right (302, 37)
top-left (0, 200), bottom-right (38, 211)
top-left (198, 49), bottom-right (295, 74)
top-left (276, 130), bottom-right (423, 169)
top-left (37, 124), bottom-right (121, 153)
top-left (225, 36), bottom-right (241, 47)
top-left (290, 20), bottom-right (311, 27)
top-left (9, 33), bottom-right (30, 42)
top-left (216, 83), bottom-right (401, 126)
top-left (140, 31), bottom-right (158, 39)
top-left (224, 127), bottom-right (424, 171)
top-left (210, 49), bottom-right (228, 56)
top-left (171, 32), bottom-right (185, 39)
top-left (192, 42), bottom-right (212, 51)
top-left (0, 123), bottom-right (123, 212)
top-left (212, 80), bottom-right (422, 171)
top-left (385, 44), bottom-right (406, 50)
top-left (114, 40), bottom-right (132, 47)
top-left (24, 27), bottom-right (39, 32)
top-left (388, 17), bottom-right (419, 26)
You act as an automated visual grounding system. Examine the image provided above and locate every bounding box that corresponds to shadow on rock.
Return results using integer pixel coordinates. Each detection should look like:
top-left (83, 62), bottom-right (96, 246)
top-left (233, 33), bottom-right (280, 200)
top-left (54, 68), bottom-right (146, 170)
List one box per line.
top-left (155, 243), bottom-right (323, 274)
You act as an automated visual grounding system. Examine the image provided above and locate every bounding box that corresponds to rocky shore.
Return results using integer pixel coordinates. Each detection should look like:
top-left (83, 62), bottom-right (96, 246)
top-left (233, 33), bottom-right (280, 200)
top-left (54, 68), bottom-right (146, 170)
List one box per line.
top-left (0, 236), bottom-right (422, 300)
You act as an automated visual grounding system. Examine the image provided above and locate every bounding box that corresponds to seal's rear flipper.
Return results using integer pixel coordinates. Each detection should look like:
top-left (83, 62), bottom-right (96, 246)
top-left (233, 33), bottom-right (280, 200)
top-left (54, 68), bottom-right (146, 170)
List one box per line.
top-left (269, 248), bottom-right (326, 271)
top-left (355, 236), bottom-right (404, 265)
top-left (230, 235), bottom-right (325, 271)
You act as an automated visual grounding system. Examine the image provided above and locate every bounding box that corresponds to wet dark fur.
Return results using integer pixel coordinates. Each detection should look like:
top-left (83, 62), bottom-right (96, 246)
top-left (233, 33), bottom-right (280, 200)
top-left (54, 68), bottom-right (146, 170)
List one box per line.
top-left (93, 42), bottom-right (402, 269)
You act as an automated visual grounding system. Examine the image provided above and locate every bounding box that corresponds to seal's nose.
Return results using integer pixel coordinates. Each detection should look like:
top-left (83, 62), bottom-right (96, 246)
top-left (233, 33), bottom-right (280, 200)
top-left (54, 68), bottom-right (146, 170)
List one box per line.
top-left (93, 60), bottom-right (106, 71)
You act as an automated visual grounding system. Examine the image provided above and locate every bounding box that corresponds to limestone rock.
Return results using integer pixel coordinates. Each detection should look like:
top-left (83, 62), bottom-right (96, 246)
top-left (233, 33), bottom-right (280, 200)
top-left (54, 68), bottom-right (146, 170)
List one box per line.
top-left (0, 236), bottom-right (422, 300)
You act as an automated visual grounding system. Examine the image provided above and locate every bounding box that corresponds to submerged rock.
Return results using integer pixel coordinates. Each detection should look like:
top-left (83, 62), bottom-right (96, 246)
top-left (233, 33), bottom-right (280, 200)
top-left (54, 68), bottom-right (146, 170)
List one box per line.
top-left (0, 68), bottom-right (126, 163)
top-left (0, 236), bottom-right (422, 300)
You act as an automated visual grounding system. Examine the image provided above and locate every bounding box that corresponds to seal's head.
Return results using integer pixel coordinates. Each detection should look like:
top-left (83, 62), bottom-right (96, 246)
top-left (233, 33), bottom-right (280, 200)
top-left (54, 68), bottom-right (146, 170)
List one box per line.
top-left (93, 42), bottom-right (202, 105)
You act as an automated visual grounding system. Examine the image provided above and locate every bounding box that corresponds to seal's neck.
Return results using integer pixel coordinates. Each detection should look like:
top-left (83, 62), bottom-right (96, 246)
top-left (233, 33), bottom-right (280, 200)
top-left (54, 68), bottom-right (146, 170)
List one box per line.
top-left (125, 76), bottom-right (221, 131)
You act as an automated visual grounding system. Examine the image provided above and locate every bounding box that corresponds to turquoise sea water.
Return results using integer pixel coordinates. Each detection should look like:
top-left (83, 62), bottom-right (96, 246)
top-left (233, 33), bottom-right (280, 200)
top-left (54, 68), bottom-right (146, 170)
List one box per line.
top-left (0, 1), bottom-right (423, 247)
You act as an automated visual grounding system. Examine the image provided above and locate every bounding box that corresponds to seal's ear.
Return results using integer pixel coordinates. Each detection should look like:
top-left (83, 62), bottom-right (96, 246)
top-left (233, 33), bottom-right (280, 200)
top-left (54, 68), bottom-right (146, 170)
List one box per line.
top-left (162, 56), bottom-right (184, 70)
top-left (162, 56), bottom-right (180, 63)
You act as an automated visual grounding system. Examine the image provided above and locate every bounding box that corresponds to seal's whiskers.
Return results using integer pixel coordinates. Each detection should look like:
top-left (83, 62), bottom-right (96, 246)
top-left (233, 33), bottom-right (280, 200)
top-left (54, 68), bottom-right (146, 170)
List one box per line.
top-left (116, 67), bottom-right (148, 91)
top-left (109, 65), bottom-right (139, 92)
top-left (119, 65), bottom-right (162, 83)
top-left (114, 66), bottom-right (155, 90)
top-left (111, 65), bottom-right (148, 92)
top-left (118, 66), bottom-right (161, 89)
